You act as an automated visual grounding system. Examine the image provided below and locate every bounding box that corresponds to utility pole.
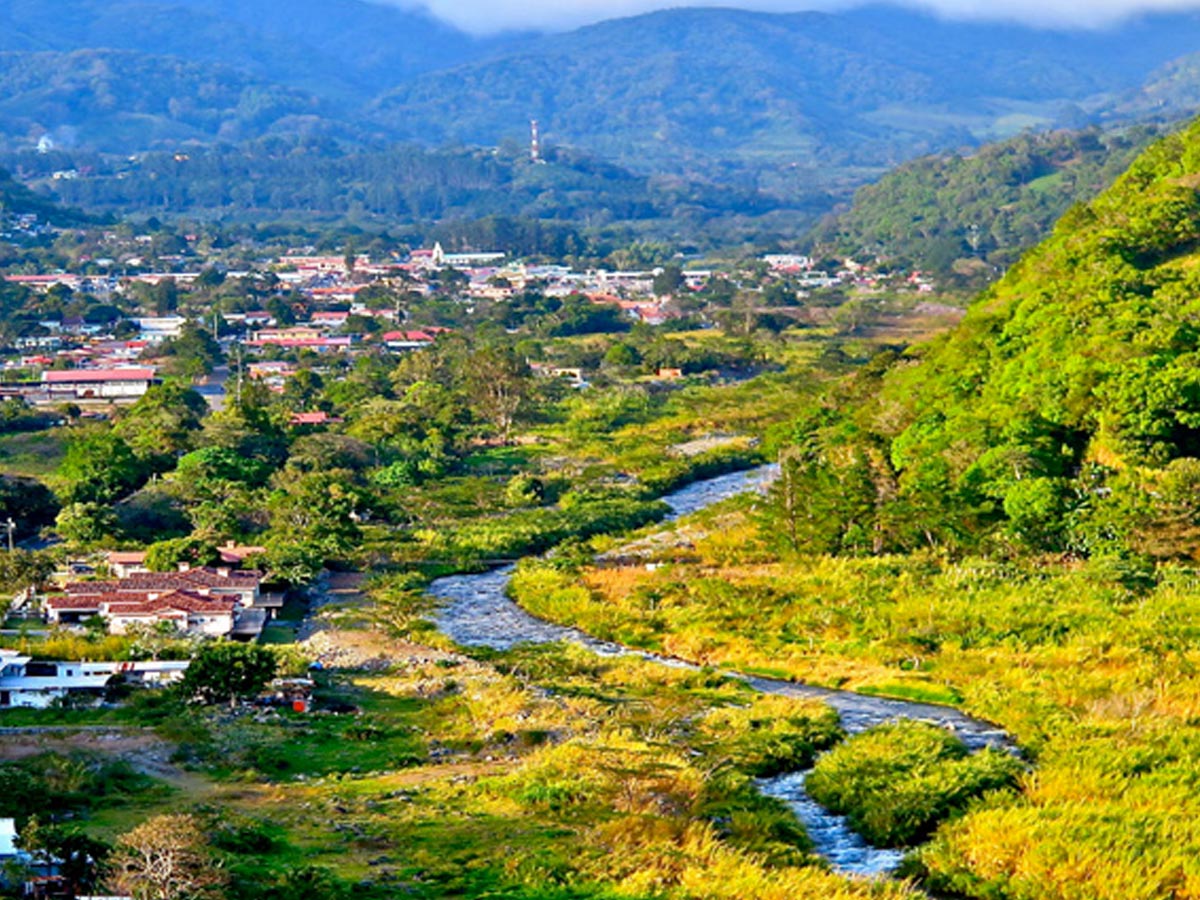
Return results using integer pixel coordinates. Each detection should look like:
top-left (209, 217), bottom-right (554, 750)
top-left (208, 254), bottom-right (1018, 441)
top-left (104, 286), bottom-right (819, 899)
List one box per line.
top-left (4, 517), bottom-right (15, 552)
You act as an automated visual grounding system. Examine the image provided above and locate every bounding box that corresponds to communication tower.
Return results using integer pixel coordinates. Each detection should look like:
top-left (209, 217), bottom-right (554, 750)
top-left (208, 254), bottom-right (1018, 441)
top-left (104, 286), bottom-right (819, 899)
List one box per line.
top-left (531, 119), bottom-right (543, 164)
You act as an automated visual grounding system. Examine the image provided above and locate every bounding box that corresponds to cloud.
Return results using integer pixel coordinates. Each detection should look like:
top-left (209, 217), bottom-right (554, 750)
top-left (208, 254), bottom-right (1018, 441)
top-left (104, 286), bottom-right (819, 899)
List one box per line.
top-left (386, 0), bottom-right (1200, 33)
top-left (903, 0), bottom-right (1200, 27)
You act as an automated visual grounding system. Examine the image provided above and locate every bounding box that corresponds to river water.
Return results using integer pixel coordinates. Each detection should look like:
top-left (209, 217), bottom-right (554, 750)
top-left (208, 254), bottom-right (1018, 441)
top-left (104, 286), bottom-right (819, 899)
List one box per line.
top-left (428, 465), bottom-right (1011, 879)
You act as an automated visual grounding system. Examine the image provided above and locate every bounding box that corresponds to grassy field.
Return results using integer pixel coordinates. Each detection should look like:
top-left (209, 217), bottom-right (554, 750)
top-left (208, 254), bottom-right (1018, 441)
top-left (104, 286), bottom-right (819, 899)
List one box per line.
top-left (0, 427), bottom-right (67, 478)
top-left (505, 498), bottom-right (1200, 900)
top-left (19, 637), bottom-right (920, 900)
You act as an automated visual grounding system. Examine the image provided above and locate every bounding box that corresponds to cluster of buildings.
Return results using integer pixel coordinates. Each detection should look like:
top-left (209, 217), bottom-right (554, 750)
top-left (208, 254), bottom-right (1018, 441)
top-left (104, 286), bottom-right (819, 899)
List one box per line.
top-left (0, 212), bottom-right (55, 242)
top-left (43, 558), bottom-right (278, 641)
top-left (0, 235), bottom-right (939, 410)
top-left (763, 253), bottom-right (937, 294)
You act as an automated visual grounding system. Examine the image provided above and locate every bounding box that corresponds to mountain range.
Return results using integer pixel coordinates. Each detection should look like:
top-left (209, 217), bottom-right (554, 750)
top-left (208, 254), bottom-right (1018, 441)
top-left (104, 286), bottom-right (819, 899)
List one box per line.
top-left (4, 0), bottom-right (1200, 236)
top-left (4, 3), bottom-right (1200, 162)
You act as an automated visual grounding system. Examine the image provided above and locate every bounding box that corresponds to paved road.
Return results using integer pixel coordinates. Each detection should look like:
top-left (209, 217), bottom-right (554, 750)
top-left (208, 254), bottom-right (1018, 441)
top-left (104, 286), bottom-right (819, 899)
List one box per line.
top-left (196, 364), bottom-right (230, 411)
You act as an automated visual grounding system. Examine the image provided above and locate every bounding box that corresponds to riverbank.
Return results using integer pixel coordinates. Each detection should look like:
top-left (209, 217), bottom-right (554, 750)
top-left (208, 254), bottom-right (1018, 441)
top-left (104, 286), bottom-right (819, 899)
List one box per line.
top-left (425, 465), bottom-right (1013, 880)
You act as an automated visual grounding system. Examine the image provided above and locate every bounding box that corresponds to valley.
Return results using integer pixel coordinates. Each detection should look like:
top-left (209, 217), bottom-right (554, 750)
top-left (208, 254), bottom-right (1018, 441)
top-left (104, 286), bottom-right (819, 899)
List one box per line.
top-left (4, 3), bottom-right (1200, 899)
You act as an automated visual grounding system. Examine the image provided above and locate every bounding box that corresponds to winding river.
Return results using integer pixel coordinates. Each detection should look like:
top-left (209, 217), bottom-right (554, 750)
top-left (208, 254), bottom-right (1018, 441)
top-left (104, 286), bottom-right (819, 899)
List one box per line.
top-left (428, 465), bottom-right (1011, 878)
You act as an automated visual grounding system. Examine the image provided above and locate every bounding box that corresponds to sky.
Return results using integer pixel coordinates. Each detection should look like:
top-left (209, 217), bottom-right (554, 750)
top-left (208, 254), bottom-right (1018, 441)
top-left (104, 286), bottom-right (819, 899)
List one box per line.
top-left (390, 0), bottom-right (1200, 33)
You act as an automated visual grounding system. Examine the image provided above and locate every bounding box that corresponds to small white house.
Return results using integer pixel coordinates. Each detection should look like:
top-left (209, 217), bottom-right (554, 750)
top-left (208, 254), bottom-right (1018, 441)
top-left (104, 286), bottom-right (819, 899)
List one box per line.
top-left (133, 316), bottom-right (187, 341)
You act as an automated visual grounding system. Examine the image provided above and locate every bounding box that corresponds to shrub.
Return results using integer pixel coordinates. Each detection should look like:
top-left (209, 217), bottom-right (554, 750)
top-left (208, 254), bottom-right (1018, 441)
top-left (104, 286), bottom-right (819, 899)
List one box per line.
top-left (806, 721), bottom-right (1023, 847)
top-left (699, 695), bottom-right (844, 776)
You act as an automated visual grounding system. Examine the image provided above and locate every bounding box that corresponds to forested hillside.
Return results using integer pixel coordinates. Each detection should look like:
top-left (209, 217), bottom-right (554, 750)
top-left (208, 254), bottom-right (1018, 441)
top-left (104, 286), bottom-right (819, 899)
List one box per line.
top-left (0, 0), bottom-right (483, 98)
top-left (787, 115), bottom-right (1200, 559)
top-left (0, 50), bottom-right (340, 150)
top-left (368, 7), bottom-right (1200, 174)
top-left (810, 126), bottom-right (1161, 278)
top-left (2, 2), bottom-right (1200, 192)
top-left (0, 167), bottom-right (88, 225)
top-left (4, 138), bottom-right (825, 245)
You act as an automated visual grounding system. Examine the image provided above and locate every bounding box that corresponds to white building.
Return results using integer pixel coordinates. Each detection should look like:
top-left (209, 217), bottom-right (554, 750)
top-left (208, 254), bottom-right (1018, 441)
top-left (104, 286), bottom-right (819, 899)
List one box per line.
top-left (133, 316), bottom-right (187, 342)
top-left (0, 651), bottom-right (113, 709)
top-left (41, 368), bottom-right (159, 402)
top-left (0, 651), bottom-right (188, 709)
top-left (0, 818), bottom-right (18, 858)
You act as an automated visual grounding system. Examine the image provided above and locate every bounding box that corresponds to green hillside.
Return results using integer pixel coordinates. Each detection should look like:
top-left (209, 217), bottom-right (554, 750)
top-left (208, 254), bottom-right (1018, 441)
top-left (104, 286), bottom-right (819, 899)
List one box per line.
top-left (0, 166), bottom-right (88, 225)
top-left (367, 7), bottom-right (1200, 175)
top-left (3, 3), bottom-right (1200, 186)
top-left (792, 115), bottom-right (1200, 558)
top-left (809, 126), bottom-right (1161, 279)
top-left (8, 138), bottom-right (826, 245)
top-left (0, 50), bottom-right (340, 150)
top-left (0, 0), bottom-right (482, 98)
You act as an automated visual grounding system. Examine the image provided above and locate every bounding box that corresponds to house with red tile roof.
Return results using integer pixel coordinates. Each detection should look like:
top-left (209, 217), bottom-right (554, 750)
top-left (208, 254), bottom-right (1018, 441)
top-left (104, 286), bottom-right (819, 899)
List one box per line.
top-left (103, 592), bottom-right (237, 637)
top-left (382, 330), bottom-right (436, 350)
top-left (52, 566), bottom-right (266, 636)
top-left (289, 411), bottom-right (343, 427)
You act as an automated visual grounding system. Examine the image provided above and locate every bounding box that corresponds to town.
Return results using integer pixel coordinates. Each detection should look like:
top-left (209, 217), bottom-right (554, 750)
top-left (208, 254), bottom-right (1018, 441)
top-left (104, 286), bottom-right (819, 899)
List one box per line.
top-left (0, 210), bottom-right (940, 413)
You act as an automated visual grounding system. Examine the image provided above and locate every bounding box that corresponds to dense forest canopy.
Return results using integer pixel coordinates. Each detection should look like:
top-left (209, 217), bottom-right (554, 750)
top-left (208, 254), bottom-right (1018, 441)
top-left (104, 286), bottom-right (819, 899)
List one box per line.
top-left (785, 115), bottom-right (1200, 559)
top-left (1, 2), bottom-right (1200, 200)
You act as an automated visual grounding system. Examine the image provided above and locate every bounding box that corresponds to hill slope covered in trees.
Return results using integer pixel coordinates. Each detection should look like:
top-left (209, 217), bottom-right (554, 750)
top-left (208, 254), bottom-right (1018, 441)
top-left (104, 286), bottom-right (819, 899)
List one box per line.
top-left (368, 6), bottom-right (1200, 174)
top-left (3, 3), bottom-right (1200, 180)
top-left (6, 137), bottom-right (825, 247)
top-left (791, 115), bottom-right (1200, 559)
top-left (809, 126), bottom-right (1162, 278)
top-left (0, 0), bottom-right (483, 99)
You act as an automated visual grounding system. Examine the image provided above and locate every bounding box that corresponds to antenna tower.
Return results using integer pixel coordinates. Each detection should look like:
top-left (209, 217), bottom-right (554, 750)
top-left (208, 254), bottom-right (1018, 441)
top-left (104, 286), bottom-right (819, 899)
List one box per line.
top-left (530, 119), bottom-right (541, 163)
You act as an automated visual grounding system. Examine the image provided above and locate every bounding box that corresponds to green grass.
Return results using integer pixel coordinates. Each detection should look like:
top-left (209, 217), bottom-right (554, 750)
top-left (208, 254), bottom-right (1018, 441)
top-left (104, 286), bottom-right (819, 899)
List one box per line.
top-left (857, 682), bottom-right (963, 706)
top-left (48, 644), bottom-right (917, 900)
top-left (259, 622), bottom-right (297, 645)
top-left (0, 428), bottom-right (67, 477)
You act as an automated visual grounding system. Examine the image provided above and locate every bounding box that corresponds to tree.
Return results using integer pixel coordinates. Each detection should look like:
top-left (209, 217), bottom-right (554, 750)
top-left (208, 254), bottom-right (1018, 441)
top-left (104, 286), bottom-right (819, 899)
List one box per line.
top-left (144, 537), bottom-right (221, 572)
top-left (504, 474), bottom-right (545, 508)
top-left (55, 502), bottom-right (119, 548)
top-left (652, 263), bottom-right (685, 297)
top-left (0, 476), bottom-right (59, 539)
top-left (18, 817), bottom-right (110, 897)
top-left (267, 470), bottom-right (363, 559)
top-left (149, 278), bottom-right (179, 315)
top-left (175, 446), bottom-right (273, 498)
top-left (179, 642), bottom-right (277, 708)
top-left (463, 347), bottom-right (530, 444)
top-left (286, 434), bottom-right (373, 475)
top-left (0, 549), bottom-right (55, 594)
top-left (255, 537), bottom-right (324, 587)
top-left (113, 488), bottom-right (192, 544)
top-left (280, 369), bottom-right (326, 413)
top-left (603, 342), bottom-right (641, 368)
top-left (114, 382), bottom-right (208, 468)
top-left (160, 324), bottom-right (222, 380)
top-left (765, 436), bottom-right (878, 556)
top-left (58, 431), bottom-right (148, 505)
top-left (107, 814), bottom-right (225, 900)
